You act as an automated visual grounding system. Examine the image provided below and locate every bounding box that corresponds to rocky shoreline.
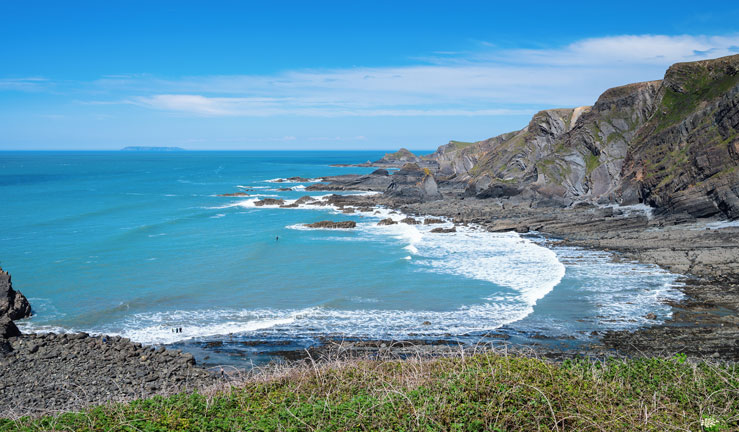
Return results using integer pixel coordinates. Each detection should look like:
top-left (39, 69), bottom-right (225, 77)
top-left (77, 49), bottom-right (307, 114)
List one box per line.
top-left (0, 332), bottom-right (216, 418)
top-left (289, 187), bottom-right (739, 360)
top-left (1, 267), bottom-right (220, 418)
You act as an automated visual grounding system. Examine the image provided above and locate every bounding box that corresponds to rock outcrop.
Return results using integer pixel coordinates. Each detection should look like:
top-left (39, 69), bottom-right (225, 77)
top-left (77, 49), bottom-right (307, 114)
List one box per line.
top-left (304, 220), bottom-right (357, 229)
top-left (386, 163), bottom-right (443, 202)
top-left (254, 198), bottom-right (286, 206)
top-left (373, 148), bottom-right (427, 166)
top-left (0, 267), bottom-right (31, 321)
top-left (366, 54), bottom-right (739, 219)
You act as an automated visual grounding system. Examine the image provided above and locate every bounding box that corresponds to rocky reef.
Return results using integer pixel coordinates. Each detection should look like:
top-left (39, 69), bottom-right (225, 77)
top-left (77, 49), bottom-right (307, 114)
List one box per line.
top-left (304, 220), bottom-right (357, 229)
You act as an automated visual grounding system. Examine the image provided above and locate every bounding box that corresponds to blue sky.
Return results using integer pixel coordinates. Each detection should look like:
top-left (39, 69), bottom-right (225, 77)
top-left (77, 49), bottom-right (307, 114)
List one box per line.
top-left (1, 1), bottom-right (738, 150)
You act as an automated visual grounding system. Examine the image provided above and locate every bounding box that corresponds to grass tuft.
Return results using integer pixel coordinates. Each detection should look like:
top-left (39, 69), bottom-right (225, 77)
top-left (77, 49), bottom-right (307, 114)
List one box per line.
top-left (2, 351), bottom-right (738, 431)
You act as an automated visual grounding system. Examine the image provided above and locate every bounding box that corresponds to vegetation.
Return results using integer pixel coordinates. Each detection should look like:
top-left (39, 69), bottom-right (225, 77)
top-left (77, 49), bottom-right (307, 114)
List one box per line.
top-left (2, 352), bottom-right (738, 431)
top-left (585, 153), bottom-right (601, 175)
top-left (655, 67), bottom-right (739, 132)
top-left (448, 140), bottom-right (478, 151)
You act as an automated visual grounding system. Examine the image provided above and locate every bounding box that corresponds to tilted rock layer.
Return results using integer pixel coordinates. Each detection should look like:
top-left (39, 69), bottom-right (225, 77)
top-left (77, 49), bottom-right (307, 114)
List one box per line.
top-left (387, 55), bottom-right (738, 218)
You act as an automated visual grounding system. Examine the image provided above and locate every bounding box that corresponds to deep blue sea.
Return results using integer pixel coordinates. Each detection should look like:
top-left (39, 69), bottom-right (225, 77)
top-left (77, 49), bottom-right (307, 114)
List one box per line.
top-left (0, 151), bottom-right (684, 365)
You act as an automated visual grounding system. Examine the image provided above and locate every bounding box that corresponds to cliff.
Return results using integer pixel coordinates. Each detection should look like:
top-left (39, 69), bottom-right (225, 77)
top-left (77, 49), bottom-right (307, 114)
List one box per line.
top-left (375, 54), bottom-right (738, 218)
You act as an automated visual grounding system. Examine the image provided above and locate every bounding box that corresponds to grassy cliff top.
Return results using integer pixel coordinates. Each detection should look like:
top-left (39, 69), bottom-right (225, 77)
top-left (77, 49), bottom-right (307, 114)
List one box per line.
top-left (4, 352), bottom-right (738, 431)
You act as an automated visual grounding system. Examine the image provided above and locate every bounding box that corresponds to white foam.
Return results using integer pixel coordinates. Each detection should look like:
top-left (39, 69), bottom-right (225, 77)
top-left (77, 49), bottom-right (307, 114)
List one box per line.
top-left (90, 304), bottom-right (533, 345)
top-left (689, 219), bottom-right (739, 230)
top-left (211, 213), bottom-right (226, 219)
top-left (597, 203), bottom-right (655, 220)
top-left (265, 178), bottom-right (322, 184)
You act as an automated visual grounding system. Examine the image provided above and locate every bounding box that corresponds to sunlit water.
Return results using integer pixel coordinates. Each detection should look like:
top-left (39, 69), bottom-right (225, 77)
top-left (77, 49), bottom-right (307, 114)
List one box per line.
top-left (0, 151), bottom-right (683, 365)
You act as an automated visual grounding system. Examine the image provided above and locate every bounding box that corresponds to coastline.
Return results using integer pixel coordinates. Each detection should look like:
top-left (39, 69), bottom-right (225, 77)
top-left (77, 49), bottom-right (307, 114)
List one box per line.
top-left (2, 166), bottom-right (739, 418)
top-left (310, 190), bottom-right (739, 360)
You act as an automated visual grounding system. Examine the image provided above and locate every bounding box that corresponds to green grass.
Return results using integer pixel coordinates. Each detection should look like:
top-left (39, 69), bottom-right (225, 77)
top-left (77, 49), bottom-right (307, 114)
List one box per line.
top-left (448, 140), bottom-right (478, 151)
top-left (2, 352), bottom-right (738, 431)
top-left (585, 153), bottom-right (601, 175)
top-left (655, 69), bottom-right (739, 132)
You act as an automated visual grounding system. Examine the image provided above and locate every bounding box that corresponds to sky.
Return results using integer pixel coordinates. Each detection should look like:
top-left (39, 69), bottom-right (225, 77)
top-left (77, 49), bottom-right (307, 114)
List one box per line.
top-left (1, 1), bottom-right (738, 151)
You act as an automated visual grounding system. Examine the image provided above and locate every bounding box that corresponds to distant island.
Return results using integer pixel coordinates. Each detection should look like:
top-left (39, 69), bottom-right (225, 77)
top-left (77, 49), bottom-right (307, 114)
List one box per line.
top-left (120, 146), bottom-right (185, 152)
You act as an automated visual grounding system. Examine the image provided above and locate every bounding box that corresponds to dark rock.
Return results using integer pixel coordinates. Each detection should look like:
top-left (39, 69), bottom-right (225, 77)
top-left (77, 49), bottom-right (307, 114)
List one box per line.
top-left (0, 267), bottom-right (31, 320)
top-left (0, 316), bottom-right (21, 339)
top-left (254, 198), bottom-right (286, 206)
top-left (430, 227), bottom-right (457, 233)
top-left (423, 218), bottom-right (444, 225)
top-left (304, 220), bottom-right (357, 229)
top-left (294, 195), bottom-right (317, 205)
top-left (377, 218), bottom-right (397, 226)
top-left (216, 192), bottom-right (248, 197)
top-left (400, 217), bottom-right (419, 225)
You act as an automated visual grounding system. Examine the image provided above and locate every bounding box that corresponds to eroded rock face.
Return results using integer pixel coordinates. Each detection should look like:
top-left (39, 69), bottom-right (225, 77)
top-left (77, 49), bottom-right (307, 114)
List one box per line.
top-left (386, 163), bottom-right (443, 202)
top-left (620, 56), bottom-right (739, 218)
top-left (304, 220), bottom-right (357, 229)
top-left (0, 267), bottom-right (31, 321)
top-left (374, 54), bottom-right (738, 219)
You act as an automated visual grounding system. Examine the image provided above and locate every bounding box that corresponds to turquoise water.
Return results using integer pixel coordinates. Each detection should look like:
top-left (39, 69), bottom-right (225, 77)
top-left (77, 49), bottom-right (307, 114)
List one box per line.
top-left (0, 151), bottom-right (683, 365)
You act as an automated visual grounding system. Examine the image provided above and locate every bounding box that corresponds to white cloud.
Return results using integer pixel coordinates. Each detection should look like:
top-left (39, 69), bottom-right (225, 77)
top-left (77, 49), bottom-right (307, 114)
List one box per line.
top-left (0, 77), bottom-right (49, 92)
top-left (59, 33), bottom-right (739, 117)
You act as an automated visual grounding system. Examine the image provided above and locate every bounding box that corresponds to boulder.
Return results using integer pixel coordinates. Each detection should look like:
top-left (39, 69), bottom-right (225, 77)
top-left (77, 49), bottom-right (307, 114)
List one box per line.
top-left (0, 316), bottom-right (21, 339)
top-left (430, 227), bottom-right (457, 233)
top-left (377, 218), bottom-right (398, 226)
top-left (295, 195), bottom-right (317, 205)
top-left (254, 198), bottom-right (286, 206)
top-left (0, 267), bottom-right (31, 320)
top-left (400, 217), bottom-right (420, 225)
top-left (423, 218), bottom-right (444, 225)
top-left (304, 220), bottom-right (357, 229)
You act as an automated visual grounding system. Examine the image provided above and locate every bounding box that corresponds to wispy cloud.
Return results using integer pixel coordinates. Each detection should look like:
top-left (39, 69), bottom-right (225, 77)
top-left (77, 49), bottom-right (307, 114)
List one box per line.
top-left (10, 34), bottom-right (739, 118)
top-left (0, 77), bottom-right (50, 92)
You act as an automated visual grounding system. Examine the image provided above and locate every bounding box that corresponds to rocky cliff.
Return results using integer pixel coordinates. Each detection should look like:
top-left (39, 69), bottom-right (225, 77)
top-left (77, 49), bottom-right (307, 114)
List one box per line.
top-left (375, 54), bottom-right (738, 218)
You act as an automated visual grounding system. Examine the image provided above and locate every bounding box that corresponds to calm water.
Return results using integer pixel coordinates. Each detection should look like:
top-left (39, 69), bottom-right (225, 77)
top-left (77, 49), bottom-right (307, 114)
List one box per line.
top-left (0, 151), bottom-right (683, 365)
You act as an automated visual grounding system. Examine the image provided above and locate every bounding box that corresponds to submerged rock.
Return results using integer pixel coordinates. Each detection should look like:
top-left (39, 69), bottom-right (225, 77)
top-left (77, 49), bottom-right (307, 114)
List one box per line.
top-left (304, 220), bottom-right (357, 229)
top-left (216, 192), bottom-right (249, 197)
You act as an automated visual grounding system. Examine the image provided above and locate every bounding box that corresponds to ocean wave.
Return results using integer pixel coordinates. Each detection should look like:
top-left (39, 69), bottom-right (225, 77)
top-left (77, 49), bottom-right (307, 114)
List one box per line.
top-left (264, 178), bottom-right (322, 184)
top-left (45, 303), bottom-right (532, 345)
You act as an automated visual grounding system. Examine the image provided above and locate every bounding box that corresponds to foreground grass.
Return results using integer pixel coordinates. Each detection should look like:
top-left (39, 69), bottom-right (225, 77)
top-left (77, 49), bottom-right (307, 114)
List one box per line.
top-left (2, 352), bottom-right (739, 431)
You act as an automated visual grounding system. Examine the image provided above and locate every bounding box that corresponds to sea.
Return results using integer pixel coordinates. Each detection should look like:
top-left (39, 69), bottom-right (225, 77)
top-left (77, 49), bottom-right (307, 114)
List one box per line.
top-left (0, 151), bottom-right (684, 366)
